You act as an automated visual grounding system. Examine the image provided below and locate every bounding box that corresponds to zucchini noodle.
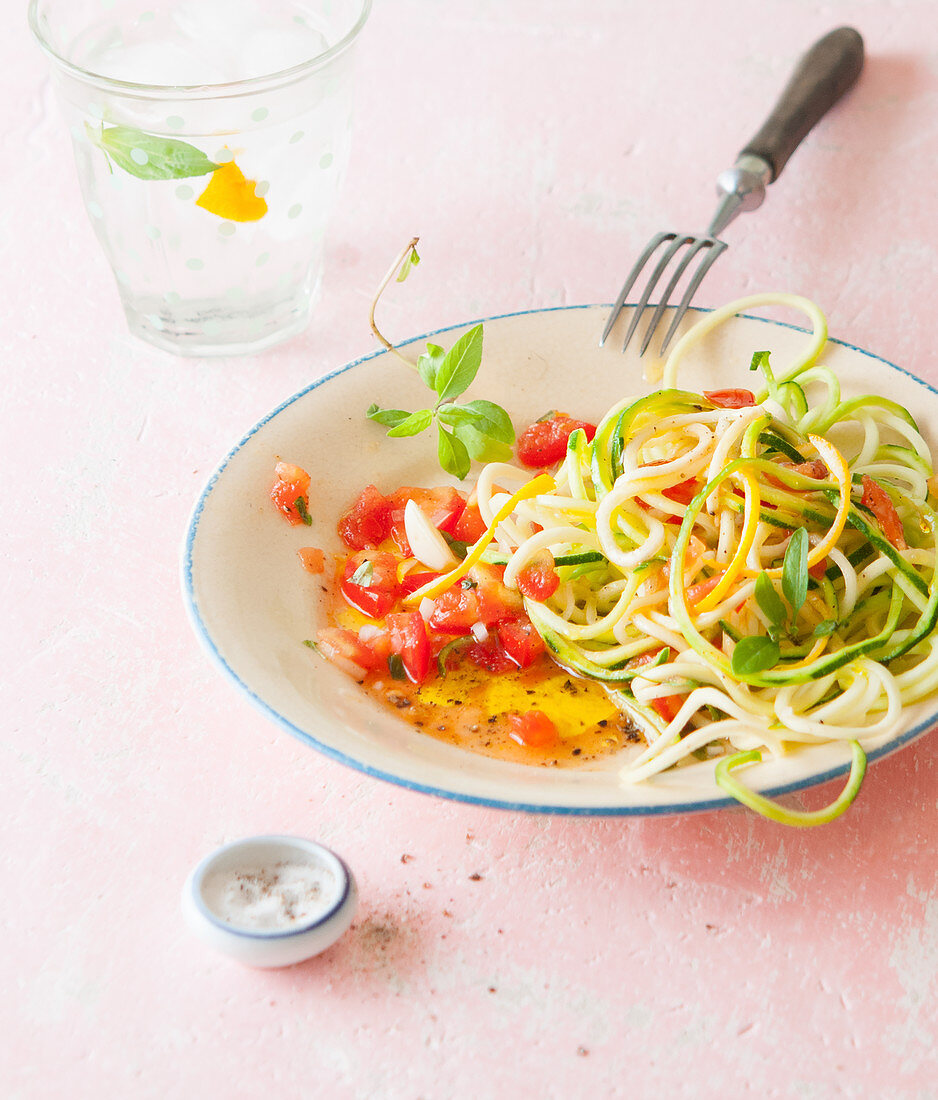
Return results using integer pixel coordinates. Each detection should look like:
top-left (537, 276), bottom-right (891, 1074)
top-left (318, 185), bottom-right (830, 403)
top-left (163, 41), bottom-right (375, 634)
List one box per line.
top-left (466, 294), bottom-right (938, 812)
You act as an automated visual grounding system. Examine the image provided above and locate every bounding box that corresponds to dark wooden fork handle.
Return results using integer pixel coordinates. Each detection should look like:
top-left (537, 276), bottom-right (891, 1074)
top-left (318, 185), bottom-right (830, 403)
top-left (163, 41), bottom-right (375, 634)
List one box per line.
top-left (740, 26), bottom-right (864, 182)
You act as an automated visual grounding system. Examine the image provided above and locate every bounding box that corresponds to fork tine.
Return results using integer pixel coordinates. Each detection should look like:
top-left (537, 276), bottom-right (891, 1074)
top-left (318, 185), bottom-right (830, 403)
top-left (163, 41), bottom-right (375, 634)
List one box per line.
top-left (619, 233), bottom-right (694, 353)
top-left (637, 237), bottom-right (712, 357)
top-left (657, 239), bottom-right (728, 355)
top-left (599, 231), bottom-right (674, 346)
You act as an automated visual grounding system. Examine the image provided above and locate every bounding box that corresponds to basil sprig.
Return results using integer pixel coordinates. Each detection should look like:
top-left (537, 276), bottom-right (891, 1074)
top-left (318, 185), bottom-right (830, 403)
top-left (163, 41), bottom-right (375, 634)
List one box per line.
top-left (367, 323), bottom-right (515, 479)
top-left (366, 240), bottom-right (516, 479)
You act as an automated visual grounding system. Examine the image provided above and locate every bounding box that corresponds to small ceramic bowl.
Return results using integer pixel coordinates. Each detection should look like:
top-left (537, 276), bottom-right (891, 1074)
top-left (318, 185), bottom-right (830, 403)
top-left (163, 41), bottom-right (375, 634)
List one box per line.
top-left (182, 835), bottom-right (358, 968)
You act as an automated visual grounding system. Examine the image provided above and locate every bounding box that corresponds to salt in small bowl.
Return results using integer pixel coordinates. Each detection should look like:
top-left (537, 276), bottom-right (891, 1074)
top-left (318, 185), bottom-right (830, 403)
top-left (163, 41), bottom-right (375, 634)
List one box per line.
top-left (182, 835), bottom-right (358, 968)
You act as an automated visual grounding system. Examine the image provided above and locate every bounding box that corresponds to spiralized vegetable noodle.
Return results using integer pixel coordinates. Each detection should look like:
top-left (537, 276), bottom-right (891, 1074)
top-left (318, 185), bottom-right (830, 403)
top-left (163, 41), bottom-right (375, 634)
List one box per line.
top-left (461, 293), bottom-right (938, 787)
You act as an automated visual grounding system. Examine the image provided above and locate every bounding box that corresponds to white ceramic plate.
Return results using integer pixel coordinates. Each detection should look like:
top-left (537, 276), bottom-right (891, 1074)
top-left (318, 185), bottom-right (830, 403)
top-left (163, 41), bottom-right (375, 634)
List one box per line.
top-left (182, 305), bottom-right (938, 814)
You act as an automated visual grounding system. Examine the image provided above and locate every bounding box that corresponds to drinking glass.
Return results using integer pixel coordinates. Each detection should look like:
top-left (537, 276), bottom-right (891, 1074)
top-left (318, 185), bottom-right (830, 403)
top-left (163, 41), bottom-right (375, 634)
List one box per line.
top-left (29, 0), bottom-right (371, 356)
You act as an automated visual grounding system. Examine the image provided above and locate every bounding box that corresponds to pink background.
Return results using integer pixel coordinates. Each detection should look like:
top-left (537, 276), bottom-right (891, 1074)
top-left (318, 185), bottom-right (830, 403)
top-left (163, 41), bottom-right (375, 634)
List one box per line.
top-left (6, 1), bottom-right (938, 1096)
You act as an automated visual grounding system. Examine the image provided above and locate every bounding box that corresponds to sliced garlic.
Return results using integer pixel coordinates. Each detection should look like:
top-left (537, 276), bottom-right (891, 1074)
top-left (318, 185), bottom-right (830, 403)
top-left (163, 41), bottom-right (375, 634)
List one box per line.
top-left (404, 498), bottom-right (458, 572)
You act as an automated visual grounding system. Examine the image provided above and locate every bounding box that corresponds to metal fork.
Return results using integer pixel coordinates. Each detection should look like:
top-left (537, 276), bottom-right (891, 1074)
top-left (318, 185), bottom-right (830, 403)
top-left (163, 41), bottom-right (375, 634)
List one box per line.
top-left (601, 26), bottom-right (865, 357)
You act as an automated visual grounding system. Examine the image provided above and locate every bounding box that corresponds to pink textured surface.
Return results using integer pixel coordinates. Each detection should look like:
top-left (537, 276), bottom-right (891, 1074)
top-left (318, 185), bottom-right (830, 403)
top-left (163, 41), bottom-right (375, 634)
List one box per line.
top-left (7, 2), bottom-right (938, 1097)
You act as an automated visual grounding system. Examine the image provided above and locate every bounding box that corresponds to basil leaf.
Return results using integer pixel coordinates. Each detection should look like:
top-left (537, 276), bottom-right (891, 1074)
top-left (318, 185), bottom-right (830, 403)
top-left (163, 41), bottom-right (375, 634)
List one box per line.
top-left (417, 344), bottom-right (445, 390)
top-left (451, 421), bottom-right (513, 463)
top-left (98, 126), bottom-right (219, 180)
top-left (349, 561), bottom-right (374, 587)
top-left (453, 399), bottom-right (515, 444)
top-left (813, 619), bottom-right (838, 637)
top-left (396, 246), bottom-right (420, 282)
top-left (367, 404), bottom-right (412, 428)
top-left (434, 324), bottom-right (483, 402)
top-left (442, 532), bottom-right (471, 559)
top-left (295, 497), bottom-right (313, 526)
top-left (437, 424), bottom-right (471, 479)
top-left (754, 571), bottom-right (786, 628)
top-left (302, 639), bottom-right (318, 650)
top-left (731, 635), bottom-right (780, 676)
top-left (782, 527), bottom-right (809, 617)
top-left (387, 408), bottom-right (433, 437)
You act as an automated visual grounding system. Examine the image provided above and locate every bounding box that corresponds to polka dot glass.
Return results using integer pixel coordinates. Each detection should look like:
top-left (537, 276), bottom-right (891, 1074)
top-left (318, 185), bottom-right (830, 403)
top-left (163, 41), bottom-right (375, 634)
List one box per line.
top-left (29, 0), bottom-right (371, 356)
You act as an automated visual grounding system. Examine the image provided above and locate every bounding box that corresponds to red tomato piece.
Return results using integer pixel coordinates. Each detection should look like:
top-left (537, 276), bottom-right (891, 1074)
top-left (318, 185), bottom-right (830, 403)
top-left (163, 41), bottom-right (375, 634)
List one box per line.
top-left (517, 413), bottom-right (597, 468)
top-left (626, 650), bottom-right (687, 723)
top-left (704, 389), bottom-right (756, 409)
top-left (496, 617), bottom-right (545, 668)
top-left (452, 488), bottom-right (488, 543)
top-left (316, 627), bottom-right (385, 680)
top-left (685, 573), bottom-right (723, 606)
top-left (650, 694), bottom-right (686, 724)
top-left (808, 556), bottom-right (827, 580)
top-left (337, 485), bottom-right (392, 550)
top-left (515, 552), bottom-right (560, 601)
top-left (506, 710), bottom-right (559, 749)
top-left (271, 462), bottom-right (312, 526)
top-left (387, 486), bottom-right (466, 555)
top-left (297, 547), bottom-right (325, 574)
top-left (661, 478), bottom-right (702, 507)
top-left (861, 474), bottom-right (908, 550)
top-left (401, 571), bottom-right (445, 597)
top-left (340, 550), bottom-right (401, 618)
top-left (465, 636), bottom-right (517, 672)
top-left (386, 612), bottom-right (431, 684)
top-left (428, 585), bottom-right (481, 635)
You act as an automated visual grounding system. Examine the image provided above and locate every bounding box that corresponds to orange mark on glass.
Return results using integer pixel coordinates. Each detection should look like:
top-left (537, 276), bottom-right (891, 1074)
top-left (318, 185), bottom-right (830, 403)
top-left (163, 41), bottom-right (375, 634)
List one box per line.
top-left (196, 160), bottom-right (268, 222)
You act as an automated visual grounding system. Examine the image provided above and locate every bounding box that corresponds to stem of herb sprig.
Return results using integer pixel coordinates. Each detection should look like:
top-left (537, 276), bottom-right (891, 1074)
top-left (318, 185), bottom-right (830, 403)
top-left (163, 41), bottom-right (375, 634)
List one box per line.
top-left (368, 236), bottom-right (421, 369)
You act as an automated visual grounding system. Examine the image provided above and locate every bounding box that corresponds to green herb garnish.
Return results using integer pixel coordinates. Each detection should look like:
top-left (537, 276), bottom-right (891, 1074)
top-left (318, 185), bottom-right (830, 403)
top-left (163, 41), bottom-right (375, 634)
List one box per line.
top-left (730, 634), bottom-right (780, 676)
top-left (366, 238), bottom-right (515, 479)
top-left (387, 654), bottom-right (408, 680)
top-left (295, 496), bottom-right (313, 526)
top-left (349, 560), bottom-right (374, 587)
top-left (88, 124), bottom-right (219, 181)
top-left (782, 527), bottom-right (809, 617)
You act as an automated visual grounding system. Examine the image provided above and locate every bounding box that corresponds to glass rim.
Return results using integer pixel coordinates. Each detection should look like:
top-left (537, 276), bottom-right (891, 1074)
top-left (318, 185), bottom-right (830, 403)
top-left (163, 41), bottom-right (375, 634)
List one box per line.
top-left (27, 0), bottom-right (372, 99)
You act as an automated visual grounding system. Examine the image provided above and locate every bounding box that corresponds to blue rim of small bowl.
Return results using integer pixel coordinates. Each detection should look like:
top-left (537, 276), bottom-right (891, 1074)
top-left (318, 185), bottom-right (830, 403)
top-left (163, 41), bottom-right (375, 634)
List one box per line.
top-left (188, 835), bottom-right (352, 940)
top-left (181, 303), bottom-right (938, 816)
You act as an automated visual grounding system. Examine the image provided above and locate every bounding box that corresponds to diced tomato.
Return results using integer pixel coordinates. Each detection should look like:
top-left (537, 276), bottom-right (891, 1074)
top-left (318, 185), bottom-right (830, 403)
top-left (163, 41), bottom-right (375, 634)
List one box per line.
top-left (337, 485), bottom-right (392, 550)
top-left (515, 552), bottom-right (560, 601)
top-left (428, 585), bottom-right (482, 635)
top-left (626, 650), bottom-right (687, 724)
top-left (787, 459), bottom-right (829, 480)
top-left (507, 710), bottom-right (559, 749)
top-left (316, 627), bottom-right (386, 680)
top-left (452, 487), bottom-right (488, 543)
top-left (297, 547), bottom-right (325, 574)
top-left (465, 636), bottom-right (517, 672)
top-left (496, 617), bottom-right (546, 668)
top-left (704, 389), bottom-right (756, 409)
top-left (340, 550), bottom-right (401, 618)
top-left (808, 556), bottom-right (827, 580)
top-left (650, 694), bottom-right (686, 724)
top-left (861, 474), bottom-right (908, 550)
top-left (387, 486), bottom-right (466, 555)
top-left (386, 611), bottom-right (431, 685)
top-left (661, 478), bottom-right (702, 507)
top-left (517, 413), bottom-right (597, 468)
top-left (271, 462), bottom-right (312, 526)
top-left (686, 573), bottom-right (723, 606)
top-left (401, 571), bottom-right (445, 597)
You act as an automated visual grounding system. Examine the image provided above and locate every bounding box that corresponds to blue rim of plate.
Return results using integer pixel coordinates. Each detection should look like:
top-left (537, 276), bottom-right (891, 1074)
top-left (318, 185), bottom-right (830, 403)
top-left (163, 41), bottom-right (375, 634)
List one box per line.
top-left (181, 303), bottom-right (938, 816)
